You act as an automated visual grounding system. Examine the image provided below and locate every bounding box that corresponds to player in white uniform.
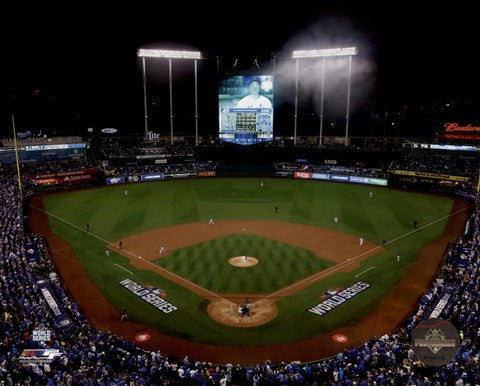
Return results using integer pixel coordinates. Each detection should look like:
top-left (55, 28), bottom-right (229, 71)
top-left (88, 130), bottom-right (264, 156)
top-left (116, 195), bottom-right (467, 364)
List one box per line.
top-left (236, 79), bottom-right (272, 108)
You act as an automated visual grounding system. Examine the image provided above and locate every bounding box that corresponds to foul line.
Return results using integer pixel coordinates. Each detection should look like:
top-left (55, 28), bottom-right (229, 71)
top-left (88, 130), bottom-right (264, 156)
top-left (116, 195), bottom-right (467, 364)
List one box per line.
top-left (29, 204), bottom-right (231, 304)
top-left (355, 266), bottom-right (376, 278)
top-left (114, 263), bottom-right (133, 275)
top-left (382, 205), bottom-right (470, 247)
top-left (31, 202), bottom-right (470, 307)
top-left (264, 204), bottom-right (471, 301)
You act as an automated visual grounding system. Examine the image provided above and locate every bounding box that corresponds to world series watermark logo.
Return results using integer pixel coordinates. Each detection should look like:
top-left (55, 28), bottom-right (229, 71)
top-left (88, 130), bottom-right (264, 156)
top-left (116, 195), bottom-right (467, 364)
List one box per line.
top-left (411, 318), bottom-right (460, 366)
top-left (32, 323), bottom-right (51, 342)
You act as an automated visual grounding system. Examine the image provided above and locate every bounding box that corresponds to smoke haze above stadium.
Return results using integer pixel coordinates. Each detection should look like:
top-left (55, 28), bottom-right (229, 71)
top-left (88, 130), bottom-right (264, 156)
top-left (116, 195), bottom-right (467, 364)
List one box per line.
top-left (0, 0), bottom-right (478, 133)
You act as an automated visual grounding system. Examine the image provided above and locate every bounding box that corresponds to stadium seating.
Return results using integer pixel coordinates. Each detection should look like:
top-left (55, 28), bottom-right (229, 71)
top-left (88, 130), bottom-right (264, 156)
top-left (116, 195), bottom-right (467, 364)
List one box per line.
top-left (1, 145), bottom-right (480, 384)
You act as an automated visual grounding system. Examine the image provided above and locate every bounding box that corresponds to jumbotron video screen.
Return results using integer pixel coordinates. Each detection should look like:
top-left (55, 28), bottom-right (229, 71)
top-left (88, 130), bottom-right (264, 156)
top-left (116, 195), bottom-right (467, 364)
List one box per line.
top-left (219, 75), bottom-right (274, 145)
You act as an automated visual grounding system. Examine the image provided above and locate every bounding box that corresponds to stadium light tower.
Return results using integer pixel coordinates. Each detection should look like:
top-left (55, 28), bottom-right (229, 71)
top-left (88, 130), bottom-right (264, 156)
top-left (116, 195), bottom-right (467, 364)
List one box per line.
top-left (291, 47), bottom-right (357, 146)
top-left (137, 49), bottom-right (202, 145)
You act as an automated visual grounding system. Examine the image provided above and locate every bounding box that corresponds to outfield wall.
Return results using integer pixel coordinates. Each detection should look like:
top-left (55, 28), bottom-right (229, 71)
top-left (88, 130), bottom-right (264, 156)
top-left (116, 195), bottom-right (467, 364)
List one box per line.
top-left (293, 171), bottom-right (388, 186)
top-left (106, 171), bottom-right (216, 185)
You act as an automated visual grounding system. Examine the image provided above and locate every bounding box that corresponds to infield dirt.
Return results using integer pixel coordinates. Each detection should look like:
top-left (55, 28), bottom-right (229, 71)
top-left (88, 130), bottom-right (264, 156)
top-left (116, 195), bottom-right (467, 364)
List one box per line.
top-left (27, 195), bottom-right (469, 364)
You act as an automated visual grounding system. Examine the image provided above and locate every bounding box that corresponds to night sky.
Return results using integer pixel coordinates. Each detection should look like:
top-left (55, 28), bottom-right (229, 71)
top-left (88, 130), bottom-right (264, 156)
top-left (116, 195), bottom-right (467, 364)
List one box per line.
top-left (0, 1), bottom-right (478, 137)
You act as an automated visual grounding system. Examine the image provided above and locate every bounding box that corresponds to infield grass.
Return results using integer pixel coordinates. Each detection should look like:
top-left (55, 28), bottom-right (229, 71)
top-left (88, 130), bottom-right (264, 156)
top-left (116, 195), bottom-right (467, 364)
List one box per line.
top-left (155, 233), bottom-right (334, 293)
top-left (41, 177), bottom-right (455, 345)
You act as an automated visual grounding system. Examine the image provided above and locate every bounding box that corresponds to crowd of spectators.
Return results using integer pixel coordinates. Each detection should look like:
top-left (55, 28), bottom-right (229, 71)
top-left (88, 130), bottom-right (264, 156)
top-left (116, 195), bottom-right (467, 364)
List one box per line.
top-left (98, 138), bottom-right (194, 160)
top-left (264, 137), bottom-right (406, 152)
top-left (95, 138), bottom-right (220, 179)
top-left (111, 161), bottom-right (217, 178)
top-left (2, 155), bottom-right (480, 384)
top-left (391, 149), bottom-right (480, 177)
top-left (19, 161), bottom-right (93, 176)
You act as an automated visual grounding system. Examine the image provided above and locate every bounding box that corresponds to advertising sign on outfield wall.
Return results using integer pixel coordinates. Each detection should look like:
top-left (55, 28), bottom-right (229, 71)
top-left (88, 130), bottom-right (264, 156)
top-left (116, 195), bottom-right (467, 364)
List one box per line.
top-left (296, 172), bottom-right (388, 186)
top-left (106, 177), bottom-right (126, 185)
top-left (275, 171), bottom-right (295, 177)
top-left (164, 172), bottom-right (197, 179)
top-left (198, 171), bottom-right (216, 177)
top-left (141, 173), bottom-right (164, 181)
top-left (294, 171), bottom-right (313, 179)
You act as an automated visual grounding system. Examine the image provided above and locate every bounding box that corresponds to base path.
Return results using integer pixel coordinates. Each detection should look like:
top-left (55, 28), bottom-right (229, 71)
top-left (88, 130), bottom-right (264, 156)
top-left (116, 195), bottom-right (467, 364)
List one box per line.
top-left (111, 220), bottom-right (382, 327)
top-left (27, 195), bottom-right (470, 365)
top-left (112, 220), bottom-right (379, 266)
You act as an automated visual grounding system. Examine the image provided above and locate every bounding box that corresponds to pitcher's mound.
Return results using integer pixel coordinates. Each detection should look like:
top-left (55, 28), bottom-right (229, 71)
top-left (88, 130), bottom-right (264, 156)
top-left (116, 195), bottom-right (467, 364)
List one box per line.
top-left (229, 256), bottom-right (258, 267)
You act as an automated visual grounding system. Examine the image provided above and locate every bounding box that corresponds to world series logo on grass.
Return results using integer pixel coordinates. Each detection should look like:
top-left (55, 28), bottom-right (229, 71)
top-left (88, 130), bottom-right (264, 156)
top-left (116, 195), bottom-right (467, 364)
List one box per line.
top-left (308, 281), bottom-right (370, 316)
top-left (119, 279), bottom-right (177, 313)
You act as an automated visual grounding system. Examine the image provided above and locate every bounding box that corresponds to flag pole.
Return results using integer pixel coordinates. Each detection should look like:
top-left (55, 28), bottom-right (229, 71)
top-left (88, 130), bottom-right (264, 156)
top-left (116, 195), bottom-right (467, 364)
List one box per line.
top-left (11, 114), bottom-right (23, 200)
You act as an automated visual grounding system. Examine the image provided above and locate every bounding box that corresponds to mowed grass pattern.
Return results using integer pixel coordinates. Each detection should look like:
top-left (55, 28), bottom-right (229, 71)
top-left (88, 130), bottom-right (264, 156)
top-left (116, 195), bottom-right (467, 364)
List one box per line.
top-left (41, 178), bottom-right (456, 345)
top-left (156, 233), bottom-right (334, 293)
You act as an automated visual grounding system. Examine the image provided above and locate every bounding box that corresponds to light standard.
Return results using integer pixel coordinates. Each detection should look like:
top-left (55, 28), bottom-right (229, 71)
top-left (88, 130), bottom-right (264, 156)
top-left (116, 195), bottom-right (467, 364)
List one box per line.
top-left (137, 49), bottom-right (202, 145)
top-left (292, 47), bottom-right (357, 146)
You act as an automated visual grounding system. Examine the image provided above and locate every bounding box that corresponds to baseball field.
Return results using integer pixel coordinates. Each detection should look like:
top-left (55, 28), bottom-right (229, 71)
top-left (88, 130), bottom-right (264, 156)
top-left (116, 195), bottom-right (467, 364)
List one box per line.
top-left (29, 177), bottom-right (469, 363)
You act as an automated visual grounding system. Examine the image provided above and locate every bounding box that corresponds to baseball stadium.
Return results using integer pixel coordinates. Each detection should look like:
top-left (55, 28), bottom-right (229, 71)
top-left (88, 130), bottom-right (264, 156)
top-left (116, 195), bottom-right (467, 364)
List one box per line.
top-left (2, 9), bottom-right (480, 384)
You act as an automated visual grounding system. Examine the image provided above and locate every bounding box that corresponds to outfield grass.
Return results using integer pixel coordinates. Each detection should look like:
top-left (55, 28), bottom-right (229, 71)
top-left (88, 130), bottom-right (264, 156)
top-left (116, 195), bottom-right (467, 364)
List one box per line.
top-left (42, 178), bottom-right (454, 345)
top-left (156, 233), bottom-right (334, 293)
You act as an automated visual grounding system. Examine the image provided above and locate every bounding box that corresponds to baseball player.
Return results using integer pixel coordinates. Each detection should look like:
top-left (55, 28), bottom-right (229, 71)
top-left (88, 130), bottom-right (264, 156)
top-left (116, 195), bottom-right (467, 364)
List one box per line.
top-left (236, 78), bottom-right (272, 108)
top-left (120, 307), bottom-right (128, 322)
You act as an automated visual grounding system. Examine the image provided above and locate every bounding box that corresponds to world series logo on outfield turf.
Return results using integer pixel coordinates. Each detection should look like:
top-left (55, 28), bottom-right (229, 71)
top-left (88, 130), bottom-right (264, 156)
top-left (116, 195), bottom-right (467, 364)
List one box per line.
top-left (118, 279), bottom-right (177, 314)
top-left (308, 282), bottom-right (370, 316)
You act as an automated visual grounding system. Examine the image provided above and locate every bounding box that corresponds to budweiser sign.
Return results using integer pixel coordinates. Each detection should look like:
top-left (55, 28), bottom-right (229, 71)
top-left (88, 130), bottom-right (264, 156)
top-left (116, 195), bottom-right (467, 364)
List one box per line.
top-left (444, 123), bottom-right (480, 132)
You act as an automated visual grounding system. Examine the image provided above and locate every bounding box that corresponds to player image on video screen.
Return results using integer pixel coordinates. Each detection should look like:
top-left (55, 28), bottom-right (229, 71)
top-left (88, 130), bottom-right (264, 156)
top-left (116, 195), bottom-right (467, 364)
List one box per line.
top-left (218, 75), bottom-right (274, 145)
